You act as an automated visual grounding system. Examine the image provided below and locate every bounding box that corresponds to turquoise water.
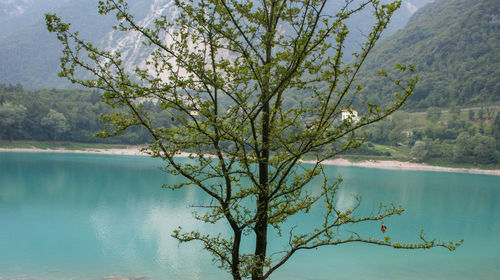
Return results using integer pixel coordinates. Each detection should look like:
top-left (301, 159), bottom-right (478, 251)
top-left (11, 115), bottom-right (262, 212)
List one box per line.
top-left (0, 152), bottom-right (499, 280)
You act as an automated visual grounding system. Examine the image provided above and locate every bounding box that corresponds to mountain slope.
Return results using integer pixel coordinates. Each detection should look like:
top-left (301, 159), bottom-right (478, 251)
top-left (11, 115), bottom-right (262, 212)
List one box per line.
top-left (0, 0), bottom-right (68, 40)
top-left (0, 0), bottom-right (119, 88)
top-left (359, 0), bottom-right (500, 108)
top-left (0, 0), bottom-right (434, 89)
top-left (0, 0), bottom-right (166, 88)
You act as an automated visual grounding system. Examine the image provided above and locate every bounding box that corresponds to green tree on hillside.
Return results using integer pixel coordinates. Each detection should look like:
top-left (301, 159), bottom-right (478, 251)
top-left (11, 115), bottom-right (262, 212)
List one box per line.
top-left (478, 107), bottom-right (485, 120)
top-left (494, 112), bottom-right (500, 136)
top-left (468, 109), bottom-right (475, 121)
top-left (472, 134), bottom-right (497, 164)
top-left (41, 109), bottom-right (70, 140)
top-left (426, 107), bottom-right (441, 122)
top-left (46, 0), bottom-right (461, 279)
top-left (453, 132), bottom-right (473, 162)
top-left (0, 102), bottom-right (27, 141)
top-left (411, 140), bottom-right (428, 162)
top-left (493, 112), bottom-right (500, 150)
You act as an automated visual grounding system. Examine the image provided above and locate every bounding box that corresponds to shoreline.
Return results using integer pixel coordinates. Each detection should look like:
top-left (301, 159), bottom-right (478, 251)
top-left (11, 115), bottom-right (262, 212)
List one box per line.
top-left (1, 147), bottom-right (500, 176)
top-left (305, 158), bottom-right (500, 176)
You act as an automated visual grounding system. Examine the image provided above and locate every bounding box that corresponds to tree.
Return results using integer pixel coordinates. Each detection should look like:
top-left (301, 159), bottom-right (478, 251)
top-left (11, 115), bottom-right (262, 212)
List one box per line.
top-left (453, 132), bottom-right (472, 161)
top-left (478, 107), bottom-right (485, 120)
top-left (472, 134), bottom-right (496, 164)
top-left (468, 109), bottom-right (475, 121)
top-left (411, 140), bottom-right (427, 162)
top-left (493, 112), bottom-right (500, 140)
top-left (41, 109), bottom-right (70, 140)
top-left (479, 122), bottom-right (485, 134)
top-left (46, 1), bottom-right (462, 279)
top-left (449, 105), bottom-right (460, 117)
top-left (0, 102), bottom-right (27, 141)
top-left (388, 124), bottom-right (405, 145)
top-left (485, 107), bottom-right (492, 120)
top-left (426, 107), bottom-right (441, 122)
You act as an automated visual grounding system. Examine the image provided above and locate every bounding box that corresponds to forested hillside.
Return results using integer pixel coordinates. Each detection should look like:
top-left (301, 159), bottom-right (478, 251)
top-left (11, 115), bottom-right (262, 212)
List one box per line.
top-left (2, 83), bottom-right (499, 166)
top-left (359, 0), bottom-right (500, 109)
top-left (0, 0), bottom-right (116, 89)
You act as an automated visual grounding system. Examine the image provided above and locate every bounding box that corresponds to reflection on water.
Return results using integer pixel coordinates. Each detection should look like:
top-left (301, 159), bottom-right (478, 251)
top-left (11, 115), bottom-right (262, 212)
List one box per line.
top-left (0, 152), bottom-right (499, 280)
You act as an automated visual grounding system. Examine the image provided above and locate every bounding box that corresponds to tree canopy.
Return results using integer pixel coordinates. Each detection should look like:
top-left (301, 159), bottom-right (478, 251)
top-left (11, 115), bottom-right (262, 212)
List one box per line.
top-left (46, 0), bottom-right (462, 279)
top-left (0, 102), bottom-right (27, 141)
top-left (41, 109), bottom-right (70, 140)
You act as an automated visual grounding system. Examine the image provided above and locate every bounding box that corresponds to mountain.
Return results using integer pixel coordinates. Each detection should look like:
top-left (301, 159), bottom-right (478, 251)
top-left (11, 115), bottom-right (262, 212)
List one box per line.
top-left (0, 0), bottom-right (68, 40)
top-left (347, 0), bottom-right (435, 36)
top-left (0, 0), bottom-right (434, 89)
top-left (0, 0), bottom-right (158, 89)
top-left (358, 0), bottom-right (500, 109)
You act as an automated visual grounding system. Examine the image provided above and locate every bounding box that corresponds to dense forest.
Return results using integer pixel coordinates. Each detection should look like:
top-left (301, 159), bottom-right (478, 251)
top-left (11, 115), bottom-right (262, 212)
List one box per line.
top-left (0, 83), bottom-right (161, 144)
top-left (358, 0), bottom-right (500, 109)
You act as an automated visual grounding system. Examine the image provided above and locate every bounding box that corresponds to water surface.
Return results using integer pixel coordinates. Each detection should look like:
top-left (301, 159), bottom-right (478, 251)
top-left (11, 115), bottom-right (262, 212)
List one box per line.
top-left (0, 152), bottom-right (499, 279)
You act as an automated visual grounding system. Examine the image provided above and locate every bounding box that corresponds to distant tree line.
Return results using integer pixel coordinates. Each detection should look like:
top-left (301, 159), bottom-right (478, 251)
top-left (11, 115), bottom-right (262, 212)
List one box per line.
top-left (1, 83), bottom-right (498, 165)
top-left (0, 83), bottom-right (172, 143)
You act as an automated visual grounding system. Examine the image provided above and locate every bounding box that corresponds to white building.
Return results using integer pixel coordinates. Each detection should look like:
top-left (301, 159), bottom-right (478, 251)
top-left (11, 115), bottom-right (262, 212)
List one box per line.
top-left (341, 109), bottom-right (360, 122)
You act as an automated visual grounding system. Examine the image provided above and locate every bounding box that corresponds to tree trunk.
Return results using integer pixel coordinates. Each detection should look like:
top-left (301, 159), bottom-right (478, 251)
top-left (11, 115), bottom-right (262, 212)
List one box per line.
top-left (253, 94), bottom-right (270, 280)
top-left (252, 11), bottom-right (275, 278)
top-left (231, 230), bottom-right (243, 280)
top-left (252, 193), bottom-right (268, 280)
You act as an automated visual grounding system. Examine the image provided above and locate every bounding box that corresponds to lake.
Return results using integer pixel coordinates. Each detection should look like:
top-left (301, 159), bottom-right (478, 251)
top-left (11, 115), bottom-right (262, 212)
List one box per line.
top-left (0, 152), bottom-right (499, 280)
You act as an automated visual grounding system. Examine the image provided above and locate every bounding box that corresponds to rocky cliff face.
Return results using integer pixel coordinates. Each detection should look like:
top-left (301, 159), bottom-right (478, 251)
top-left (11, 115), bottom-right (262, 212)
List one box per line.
top-left (102, 0), bottom-right (177, 73)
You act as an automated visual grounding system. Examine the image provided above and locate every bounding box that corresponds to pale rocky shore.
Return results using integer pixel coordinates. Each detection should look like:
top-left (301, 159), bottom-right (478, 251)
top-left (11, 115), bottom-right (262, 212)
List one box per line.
top-left (0, 146), bottom-right (149, 156)
top-left (311, 158), bottom-right (500, 176)
top-left (1, 147), bottom-right (499, 176)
